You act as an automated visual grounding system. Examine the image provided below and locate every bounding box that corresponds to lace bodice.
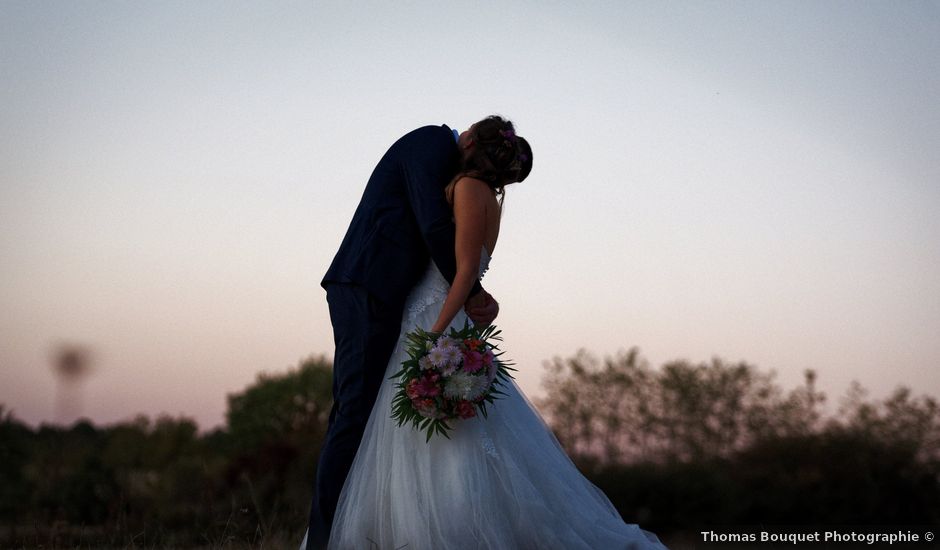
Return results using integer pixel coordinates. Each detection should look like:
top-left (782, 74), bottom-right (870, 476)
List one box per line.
top-left (404, 246), bottom-right (492, 324)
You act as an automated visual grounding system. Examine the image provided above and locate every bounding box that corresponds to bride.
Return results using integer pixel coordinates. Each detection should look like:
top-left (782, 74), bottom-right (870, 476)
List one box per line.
top-left (303, 117), bottom-right (668, 550)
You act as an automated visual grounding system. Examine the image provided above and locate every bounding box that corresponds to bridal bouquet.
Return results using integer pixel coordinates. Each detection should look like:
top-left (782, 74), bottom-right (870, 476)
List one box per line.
top-left (389, 319), bottom-right (516, 442)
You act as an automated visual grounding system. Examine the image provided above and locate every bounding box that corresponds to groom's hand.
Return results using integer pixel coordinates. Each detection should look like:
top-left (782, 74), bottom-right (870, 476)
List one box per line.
top-left (465, 290), bottom-right (499, 327)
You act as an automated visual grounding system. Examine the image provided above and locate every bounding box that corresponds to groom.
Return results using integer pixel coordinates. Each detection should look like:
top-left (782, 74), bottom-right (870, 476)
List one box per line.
top-left (306, 121), bottom-right (499, 549)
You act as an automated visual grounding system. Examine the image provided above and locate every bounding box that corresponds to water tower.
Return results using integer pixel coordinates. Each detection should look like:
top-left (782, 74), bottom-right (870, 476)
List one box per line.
top-left (51, 342), bottom-right (94, 425)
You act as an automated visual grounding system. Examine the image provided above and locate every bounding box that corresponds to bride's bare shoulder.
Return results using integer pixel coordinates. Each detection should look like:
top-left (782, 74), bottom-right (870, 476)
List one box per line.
top-left (448, 176), bottom-right (499, 210)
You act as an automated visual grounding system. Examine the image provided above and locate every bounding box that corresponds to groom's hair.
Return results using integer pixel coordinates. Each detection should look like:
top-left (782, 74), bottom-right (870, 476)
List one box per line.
top-left (460, 115), bottom-right (533, 189)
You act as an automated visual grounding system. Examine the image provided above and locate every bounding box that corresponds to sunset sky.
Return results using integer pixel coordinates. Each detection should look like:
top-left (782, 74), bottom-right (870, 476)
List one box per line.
top-left (2, 1), bottom-right (938, 432)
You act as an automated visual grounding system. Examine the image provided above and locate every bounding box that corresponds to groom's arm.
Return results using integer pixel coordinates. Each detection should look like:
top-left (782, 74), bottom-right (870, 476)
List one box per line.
top-left (399, 127), bottom-right (484, 299)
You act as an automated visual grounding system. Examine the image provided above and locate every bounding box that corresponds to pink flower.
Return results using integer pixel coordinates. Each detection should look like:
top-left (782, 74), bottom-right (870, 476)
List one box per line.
top-left (462, 349), bottom-right (484, 373)
top-left (412, 397), bottom-right (440, 419)
top-left (456, 400), bottom-right (477, 419)
top-left (406, 379), bottom-right (421, 399)
top-left (415, 373), bottom-right (441, 397)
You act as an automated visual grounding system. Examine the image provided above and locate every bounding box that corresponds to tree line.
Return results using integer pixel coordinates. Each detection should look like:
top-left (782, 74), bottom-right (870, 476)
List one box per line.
top-left (536, 348), bottom-right (940, 532)
top-left (1, 349), bottom-right (938, 548)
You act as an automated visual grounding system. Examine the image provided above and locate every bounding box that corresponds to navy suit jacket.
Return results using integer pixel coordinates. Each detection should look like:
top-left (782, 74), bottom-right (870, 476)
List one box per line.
top-left (321, 123), bottom-right (484, 310)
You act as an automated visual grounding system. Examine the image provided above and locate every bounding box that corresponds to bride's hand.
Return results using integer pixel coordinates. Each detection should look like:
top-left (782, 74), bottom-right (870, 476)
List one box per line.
top-left (465, 290), bottom-right (499, 327)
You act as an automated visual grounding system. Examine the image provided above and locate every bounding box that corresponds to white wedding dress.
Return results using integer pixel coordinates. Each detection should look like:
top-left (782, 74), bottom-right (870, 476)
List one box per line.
top-left (301, 247), bottom-right (669, 550)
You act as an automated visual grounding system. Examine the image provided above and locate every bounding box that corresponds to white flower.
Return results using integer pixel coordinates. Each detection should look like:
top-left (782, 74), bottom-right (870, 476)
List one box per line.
top-left (428, 346), bottom-right (448, 368)
top-left (446, 346), bottom-right (462, 366)
top-left (440, 361), bottom-right (459, 376)
top-left (437, 335), bottom-right (458, 350)
top-left (418, 356), bottom-right (434, 371)
top-left (443, 372), bottom-right (489, 401)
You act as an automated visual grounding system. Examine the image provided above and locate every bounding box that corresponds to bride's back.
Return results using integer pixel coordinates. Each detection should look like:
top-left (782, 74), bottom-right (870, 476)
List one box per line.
top-left (445, 176), bottom-right (501, 257)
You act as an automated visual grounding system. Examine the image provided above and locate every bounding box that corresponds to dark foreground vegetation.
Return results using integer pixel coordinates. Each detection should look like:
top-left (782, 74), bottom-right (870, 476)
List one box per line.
top-left (2, 349), bottom-right (938, 548)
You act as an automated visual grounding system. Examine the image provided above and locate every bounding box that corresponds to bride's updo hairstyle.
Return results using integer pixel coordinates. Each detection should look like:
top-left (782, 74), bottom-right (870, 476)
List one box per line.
top-left (446, 115), bottom-right (533, 211)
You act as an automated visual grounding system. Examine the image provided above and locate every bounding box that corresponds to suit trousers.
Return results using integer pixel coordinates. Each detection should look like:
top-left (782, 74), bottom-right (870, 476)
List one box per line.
top-left (306, 282), bottom-right (403, 550)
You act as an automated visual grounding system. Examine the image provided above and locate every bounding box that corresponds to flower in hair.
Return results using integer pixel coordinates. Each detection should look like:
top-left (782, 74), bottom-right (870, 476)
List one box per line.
top-left (499, 129), bottom-right (516, 142)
